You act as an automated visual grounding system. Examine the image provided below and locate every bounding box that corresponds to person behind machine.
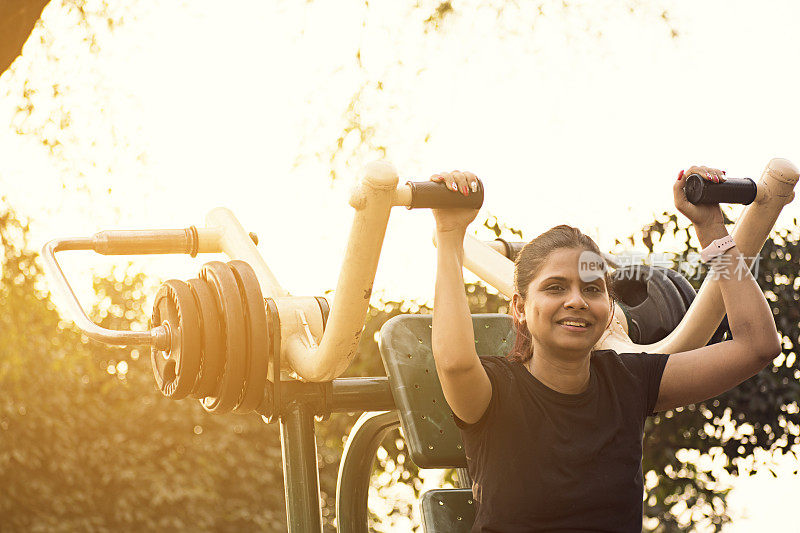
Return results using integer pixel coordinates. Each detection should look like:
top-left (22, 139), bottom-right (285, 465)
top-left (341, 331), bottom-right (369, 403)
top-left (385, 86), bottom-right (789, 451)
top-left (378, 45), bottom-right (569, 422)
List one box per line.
top-left (429, 167), bottom-right (781, 532)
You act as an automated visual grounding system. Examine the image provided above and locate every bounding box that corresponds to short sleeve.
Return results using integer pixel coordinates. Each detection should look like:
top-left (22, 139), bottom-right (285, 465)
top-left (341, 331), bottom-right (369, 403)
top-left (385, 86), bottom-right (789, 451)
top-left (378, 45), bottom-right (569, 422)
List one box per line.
top-left (452, 355), bottom-right (515, 433)
top-left (617, 352), bottom-right (670, 418)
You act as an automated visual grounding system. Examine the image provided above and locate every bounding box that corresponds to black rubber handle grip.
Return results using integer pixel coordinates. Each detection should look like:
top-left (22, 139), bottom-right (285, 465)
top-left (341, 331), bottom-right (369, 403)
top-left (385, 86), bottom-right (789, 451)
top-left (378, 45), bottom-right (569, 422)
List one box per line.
top-left (405, 178), bottom-right (484, 209)
top-left (684, 174), bottom-right (757, 205)
top-left (494, 238), bottom-right (525, 261)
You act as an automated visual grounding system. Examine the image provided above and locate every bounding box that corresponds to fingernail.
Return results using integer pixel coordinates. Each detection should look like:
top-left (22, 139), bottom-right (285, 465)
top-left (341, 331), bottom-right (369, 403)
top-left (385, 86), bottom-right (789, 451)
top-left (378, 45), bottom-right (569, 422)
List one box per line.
top-left (461, 185), bottom-right (468, 195)
top-left (451, 183), bottom-right (458, 191)
top-left (677, 170), bottom-right (684, 181)
top-left (471, 182), bottom-right (478, 192)
top-left (722, 171), bottom-right (726, 175)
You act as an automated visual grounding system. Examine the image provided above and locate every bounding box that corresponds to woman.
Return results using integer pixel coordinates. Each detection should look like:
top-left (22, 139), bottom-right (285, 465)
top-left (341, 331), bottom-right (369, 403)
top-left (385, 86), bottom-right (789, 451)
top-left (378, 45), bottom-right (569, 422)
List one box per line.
top-left (430, 167), bottom-right (781, 532)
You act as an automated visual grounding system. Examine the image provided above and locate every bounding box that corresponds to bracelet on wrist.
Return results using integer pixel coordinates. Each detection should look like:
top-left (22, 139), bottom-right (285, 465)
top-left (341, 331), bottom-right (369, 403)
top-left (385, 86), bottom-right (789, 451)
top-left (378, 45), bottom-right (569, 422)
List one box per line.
top-left (707, 245), bottom-right (736, 267)
top-left (700, 234), bottom-right (735, 263)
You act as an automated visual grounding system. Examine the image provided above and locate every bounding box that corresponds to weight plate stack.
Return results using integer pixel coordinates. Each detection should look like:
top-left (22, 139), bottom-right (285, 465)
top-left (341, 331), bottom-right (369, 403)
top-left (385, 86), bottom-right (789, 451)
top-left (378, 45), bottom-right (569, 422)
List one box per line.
top-left (149, 260), bottom-right (282, 417)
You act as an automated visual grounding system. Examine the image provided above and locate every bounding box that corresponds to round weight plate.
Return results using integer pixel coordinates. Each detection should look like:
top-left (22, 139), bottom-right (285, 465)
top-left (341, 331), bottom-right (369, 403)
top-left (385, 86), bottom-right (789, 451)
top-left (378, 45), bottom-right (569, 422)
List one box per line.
top-left (646, 269), bottom-right (689, 339)
top-left (199, 261), bottom-right (247, 414)
top-left (151, 279), bottom-right (201, 400)
top-left (611, 265), bottom-right (688, 344)
top-left (660, 266), bottom-right (696, 311)
top-left (659, 266), bottom-right (731, 345)
top-left (228, 260), bottom-right (269, 413)
top-left (187, 278), bottom-right (224, 399)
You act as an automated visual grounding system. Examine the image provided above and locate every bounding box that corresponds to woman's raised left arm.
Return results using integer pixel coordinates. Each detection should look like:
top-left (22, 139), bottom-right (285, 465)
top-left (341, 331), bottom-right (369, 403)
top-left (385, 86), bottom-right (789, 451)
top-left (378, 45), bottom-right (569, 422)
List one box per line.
top-left (653, 166), bottom-right (782, 412)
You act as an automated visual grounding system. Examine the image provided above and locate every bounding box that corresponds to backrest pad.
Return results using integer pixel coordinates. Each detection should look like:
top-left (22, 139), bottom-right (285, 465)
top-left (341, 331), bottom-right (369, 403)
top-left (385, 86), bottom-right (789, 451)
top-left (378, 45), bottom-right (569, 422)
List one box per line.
top-left (378, 314), bottom-right (515, 468)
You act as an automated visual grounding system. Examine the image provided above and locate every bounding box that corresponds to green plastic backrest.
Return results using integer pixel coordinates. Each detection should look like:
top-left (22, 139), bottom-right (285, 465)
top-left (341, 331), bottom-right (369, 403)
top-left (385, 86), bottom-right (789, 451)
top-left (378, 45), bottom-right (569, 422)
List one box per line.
top-left (378, 313), bottom-right (515, 469)
top-left (421, 489), bottom-right (475, 532)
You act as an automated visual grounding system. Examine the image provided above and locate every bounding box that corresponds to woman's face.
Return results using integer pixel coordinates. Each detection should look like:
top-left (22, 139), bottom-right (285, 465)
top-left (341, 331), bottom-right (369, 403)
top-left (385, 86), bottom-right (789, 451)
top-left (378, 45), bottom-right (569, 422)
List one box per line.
top-left (513, 248), bottom-right (611, 360)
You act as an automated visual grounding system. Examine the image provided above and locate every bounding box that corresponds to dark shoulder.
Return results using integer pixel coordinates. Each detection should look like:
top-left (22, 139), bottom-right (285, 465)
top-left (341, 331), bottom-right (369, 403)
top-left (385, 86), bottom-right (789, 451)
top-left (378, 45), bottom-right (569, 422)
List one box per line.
top-left (592, 349), bottom-right (670, 379)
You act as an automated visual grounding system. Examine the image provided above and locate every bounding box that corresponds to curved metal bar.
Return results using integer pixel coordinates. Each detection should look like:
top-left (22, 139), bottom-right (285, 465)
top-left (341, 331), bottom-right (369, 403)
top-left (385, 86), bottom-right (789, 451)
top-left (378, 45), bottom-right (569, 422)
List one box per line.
top-left (336, 410), bottom-right (401, 533)
top-left (41, 237), bottom-right (169, 348)
top-left (199, 168), bottom-right (414, 382)
top-left (205, 208), bottom-right (288, 297)
top-left (283, 161), bottom-right (401, 381)
top-left (455, 158), bottom-right (799, 355)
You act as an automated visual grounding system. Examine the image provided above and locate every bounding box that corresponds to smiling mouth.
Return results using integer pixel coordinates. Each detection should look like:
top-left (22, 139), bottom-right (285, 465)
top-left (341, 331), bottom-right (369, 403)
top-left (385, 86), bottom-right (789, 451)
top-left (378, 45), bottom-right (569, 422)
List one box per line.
top-left (557, 321), bottom-right (591, 331)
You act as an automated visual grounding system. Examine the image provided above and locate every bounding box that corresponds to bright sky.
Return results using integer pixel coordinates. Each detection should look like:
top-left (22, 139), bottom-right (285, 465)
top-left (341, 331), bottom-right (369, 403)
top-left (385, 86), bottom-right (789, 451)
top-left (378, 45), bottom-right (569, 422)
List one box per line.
top-left (1, 0), bottom-right (799, 529)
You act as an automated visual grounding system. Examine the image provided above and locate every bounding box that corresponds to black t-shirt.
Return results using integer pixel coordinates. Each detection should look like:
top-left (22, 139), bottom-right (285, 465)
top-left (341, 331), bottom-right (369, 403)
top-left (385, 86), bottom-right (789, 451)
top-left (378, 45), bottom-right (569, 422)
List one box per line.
top-left (453, 350), bottom-right (670, 533)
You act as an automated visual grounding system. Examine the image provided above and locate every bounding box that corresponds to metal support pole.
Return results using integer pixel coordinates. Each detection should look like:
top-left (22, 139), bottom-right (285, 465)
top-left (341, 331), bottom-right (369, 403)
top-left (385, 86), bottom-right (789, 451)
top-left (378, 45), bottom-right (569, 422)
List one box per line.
top-left (269, 377), bottom-right (396, 530)
top-left (280, 401), bottom-right (323, 532)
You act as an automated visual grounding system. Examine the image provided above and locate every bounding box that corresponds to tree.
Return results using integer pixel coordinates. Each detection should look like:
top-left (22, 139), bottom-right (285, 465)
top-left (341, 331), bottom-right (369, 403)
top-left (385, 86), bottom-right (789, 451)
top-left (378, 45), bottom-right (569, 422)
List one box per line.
top-left (0, 0), bottom-right (50, 75)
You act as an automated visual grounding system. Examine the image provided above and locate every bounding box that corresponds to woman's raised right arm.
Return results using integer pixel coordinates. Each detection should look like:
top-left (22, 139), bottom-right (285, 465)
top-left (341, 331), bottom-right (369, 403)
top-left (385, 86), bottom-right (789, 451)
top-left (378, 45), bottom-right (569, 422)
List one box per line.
top-left (430, 172), bottom-right (493, 424)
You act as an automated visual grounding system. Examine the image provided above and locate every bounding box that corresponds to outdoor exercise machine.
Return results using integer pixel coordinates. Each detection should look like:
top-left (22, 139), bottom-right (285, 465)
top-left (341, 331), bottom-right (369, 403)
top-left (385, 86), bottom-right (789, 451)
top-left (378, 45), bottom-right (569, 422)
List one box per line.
top-left (43, 159), bottom-right (798, 532)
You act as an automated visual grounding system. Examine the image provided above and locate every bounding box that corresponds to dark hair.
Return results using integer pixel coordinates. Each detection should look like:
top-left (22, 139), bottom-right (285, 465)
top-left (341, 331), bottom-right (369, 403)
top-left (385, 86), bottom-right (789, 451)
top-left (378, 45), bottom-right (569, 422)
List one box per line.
top-left (507, 225), bottom-right (618, 364)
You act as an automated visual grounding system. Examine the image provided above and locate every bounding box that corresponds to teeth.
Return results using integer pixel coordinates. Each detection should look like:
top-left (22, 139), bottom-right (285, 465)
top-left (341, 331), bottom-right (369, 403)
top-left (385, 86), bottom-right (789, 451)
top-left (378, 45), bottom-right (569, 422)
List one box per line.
top-left (561, 321), bottom-right (587, 327)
